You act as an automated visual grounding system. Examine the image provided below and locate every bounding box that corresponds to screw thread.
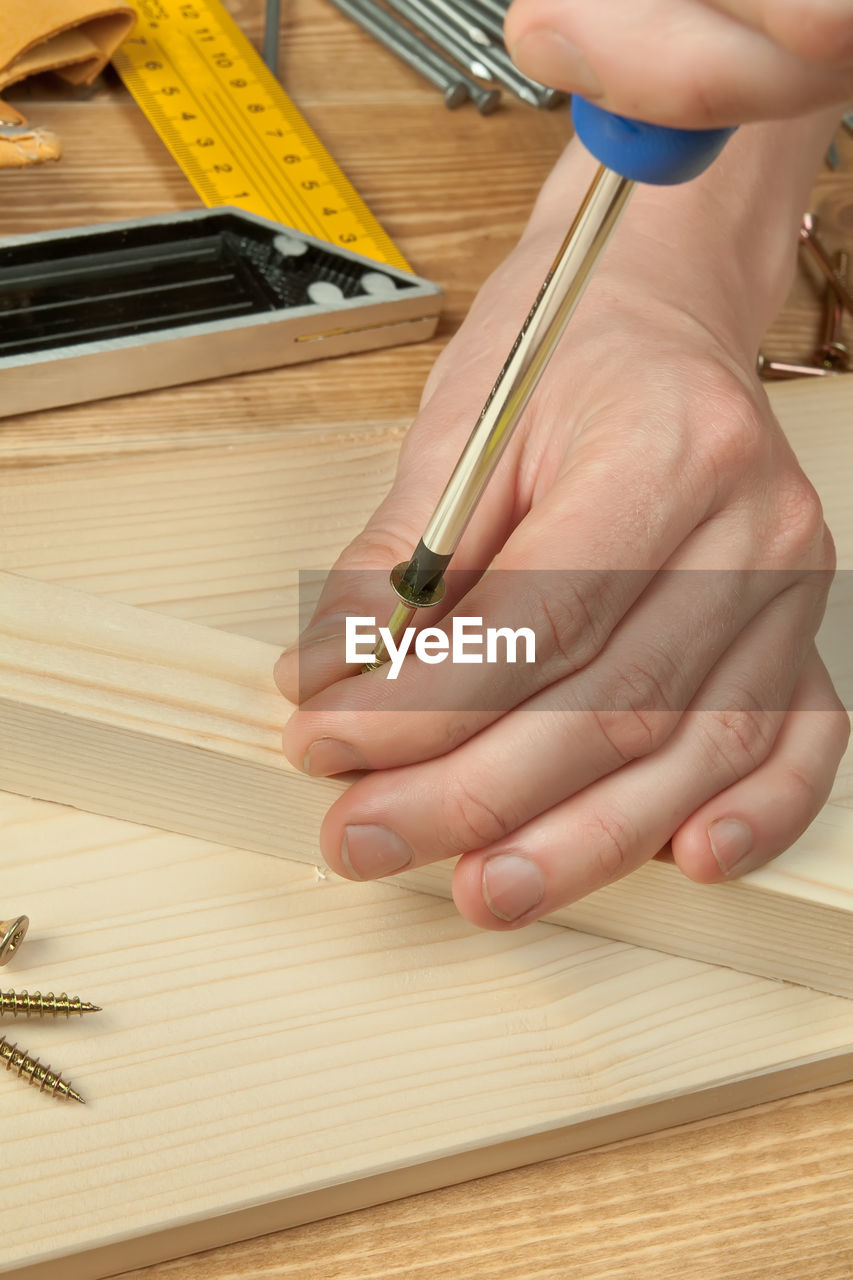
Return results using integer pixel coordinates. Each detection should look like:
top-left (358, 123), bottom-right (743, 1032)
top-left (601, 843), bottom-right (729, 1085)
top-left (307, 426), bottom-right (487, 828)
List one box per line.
top-left (0, 989), bottom-right (100, 1017)
top-left (0, 1035), bottom-right (84, 1102)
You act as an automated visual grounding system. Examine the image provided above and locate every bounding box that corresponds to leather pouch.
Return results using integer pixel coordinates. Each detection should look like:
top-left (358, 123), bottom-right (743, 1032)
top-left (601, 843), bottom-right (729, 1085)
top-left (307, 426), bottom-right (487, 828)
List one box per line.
top-left (0, 0), bottom-right (135, 123)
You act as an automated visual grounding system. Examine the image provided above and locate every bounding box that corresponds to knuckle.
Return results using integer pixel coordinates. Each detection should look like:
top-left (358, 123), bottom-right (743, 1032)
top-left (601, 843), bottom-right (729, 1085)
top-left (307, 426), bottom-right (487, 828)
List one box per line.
top-left (770, 477), bottom-right (827, 565)
top-left (589, 657), bottom-right (679, 763)
top-left (440, 778), bottom-right (514, 855)
top-left (526, 575), bottom-right (607, 672)
top-left (585, 809), bottom-right (636, 886)
top-left (692, 379), bottom-right (768, 482)
top-left (777, 761), bottom-right (823, 819)
top-left (698, 703), bottom-right (777, 782)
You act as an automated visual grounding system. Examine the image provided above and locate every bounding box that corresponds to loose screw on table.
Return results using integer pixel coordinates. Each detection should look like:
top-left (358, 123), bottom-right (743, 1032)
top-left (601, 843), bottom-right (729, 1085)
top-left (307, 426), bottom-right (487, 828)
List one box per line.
top-left (0, 916), bottom-right (29, 966)
top-left (0, 1036), bottom-right (85, 1103)
top-left (0, 919), bottom-right (99, 1104)
top-left (0, 990), bottom-right (101, 1017)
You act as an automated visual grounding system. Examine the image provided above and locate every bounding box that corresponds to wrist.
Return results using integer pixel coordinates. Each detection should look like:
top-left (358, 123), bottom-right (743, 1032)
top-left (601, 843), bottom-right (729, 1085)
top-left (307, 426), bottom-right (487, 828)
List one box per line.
top-left (521, 108), bottom-right (841, 363)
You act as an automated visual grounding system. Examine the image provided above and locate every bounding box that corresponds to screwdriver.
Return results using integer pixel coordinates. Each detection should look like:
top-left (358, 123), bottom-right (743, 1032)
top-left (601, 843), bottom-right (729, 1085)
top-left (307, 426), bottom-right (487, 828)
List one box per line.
top-left (364, 99), bottom-right (734, 670)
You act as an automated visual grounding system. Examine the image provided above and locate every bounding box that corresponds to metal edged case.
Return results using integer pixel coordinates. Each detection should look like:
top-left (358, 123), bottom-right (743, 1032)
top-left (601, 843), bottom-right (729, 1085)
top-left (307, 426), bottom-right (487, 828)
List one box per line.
top-left (0, 208), bottom-right (443, 417)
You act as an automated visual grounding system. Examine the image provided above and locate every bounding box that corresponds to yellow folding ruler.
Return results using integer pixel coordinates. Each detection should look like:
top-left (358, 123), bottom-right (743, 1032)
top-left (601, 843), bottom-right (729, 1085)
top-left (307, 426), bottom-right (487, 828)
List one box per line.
top-left (112, 0), bottom-right (409, 270)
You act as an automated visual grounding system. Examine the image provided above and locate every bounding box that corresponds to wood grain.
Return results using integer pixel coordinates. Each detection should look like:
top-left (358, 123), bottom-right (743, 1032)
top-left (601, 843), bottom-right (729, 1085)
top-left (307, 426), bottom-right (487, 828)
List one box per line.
top-left (118, 1081), bottom-right (853, 1280)
top-left (1, 791), bottom-right (852, 1278)
top-left (1, 1), bottom-right (852, 1274)
top-left (1, 560), bottom-right (852, 998)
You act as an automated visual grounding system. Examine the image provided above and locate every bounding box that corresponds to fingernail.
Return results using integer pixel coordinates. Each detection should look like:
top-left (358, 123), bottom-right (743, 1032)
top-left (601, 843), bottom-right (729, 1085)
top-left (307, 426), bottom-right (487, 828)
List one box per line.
top-left (342, 825), bottom-right (413, 879)
top-left (304, 739), bottom-right (367, 777)
top-left (708, 817), bottom-right (754, 876)
top-left (510, 31), bottom-right (603, 97)
top-left (482, 853), bottom-right (545, 922)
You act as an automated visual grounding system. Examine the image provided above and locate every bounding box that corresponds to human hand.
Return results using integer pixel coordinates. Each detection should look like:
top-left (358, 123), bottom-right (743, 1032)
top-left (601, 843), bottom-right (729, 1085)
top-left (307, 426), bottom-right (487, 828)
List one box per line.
top-left (504, 0), bottom-right (853, 127)
top-left (275, 126), bottom-right (849, 930)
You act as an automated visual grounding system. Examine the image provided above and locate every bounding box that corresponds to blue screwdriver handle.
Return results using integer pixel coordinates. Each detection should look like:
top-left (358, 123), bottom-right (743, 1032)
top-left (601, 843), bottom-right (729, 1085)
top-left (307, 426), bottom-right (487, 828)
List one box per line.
top-left (571, 96), bottom-right (735, 185)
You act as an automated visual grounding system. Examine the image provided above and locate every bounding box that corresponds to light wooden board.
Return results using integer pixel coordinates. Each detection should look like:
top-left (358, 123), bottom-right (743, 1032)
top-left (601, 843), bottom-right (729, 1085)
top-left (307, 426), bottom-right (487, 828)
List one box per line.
top-left (116, 1081), bottom-right (853, 1280)
top-left (1, 561), bottom-right (852, 999)
top-left (1, 790), bottom-right (852, 1279)
top-left (1, 378), bottom-right (852, 999)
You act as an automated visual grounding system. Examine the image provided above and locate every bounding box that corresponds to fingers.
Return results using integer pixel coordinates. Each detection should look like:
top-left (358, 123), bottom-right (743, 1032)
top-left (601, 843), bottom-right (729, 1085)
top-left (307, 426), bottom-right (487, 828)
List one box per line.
top-left (671, 647), bottom-right (850, 882)
top-left (272, 427), bottom-right (513, 706)
top-left (448, 583), bottom-right (823, 929)
top-left (279, 420), bottom-right (697, 775)
top-left (315, 576), bottom-right (825, 909)
top-left (281, 356), bottom-right (722, 772)
top-left (282, 357), bottom-right (825, 780)
top-left (272, 261), bottom-right (555, 707)
top-left (504, 0), bottom-right (853, 127)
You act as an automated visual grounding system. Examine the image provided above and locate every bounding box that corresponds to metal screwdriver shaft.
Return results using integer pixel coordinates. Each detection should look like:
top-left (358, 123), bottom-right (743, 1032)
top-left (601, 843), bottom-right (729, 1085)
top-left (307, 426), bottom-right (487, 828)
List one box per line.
top-left (365, 163), bottom-right (633, 669)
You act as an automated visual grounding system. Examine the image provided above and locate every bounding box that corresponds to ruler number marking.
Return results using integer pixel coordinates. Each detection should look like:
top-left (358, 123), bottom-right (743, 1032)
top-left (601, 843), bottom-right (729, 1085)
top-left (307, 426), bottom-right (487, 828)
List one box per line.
top-left (195, 53), bottom-right (329, 239)
top-left (200, 90), bottom-right (306, 229)
top-left (114, 0), bottom-right (407, 266)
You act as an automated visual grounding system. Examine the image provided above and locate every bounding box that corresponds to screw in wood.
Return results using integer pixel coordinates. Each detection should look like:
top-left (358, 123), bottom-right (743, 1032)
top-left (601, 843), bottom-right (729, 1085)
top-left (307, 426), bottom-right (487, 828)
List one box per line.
top-left (0, 916), bottom-right (29, 966)
top-left (0, 990), bottom-right (101, 1017)
top-left (0, 1036), bottom-right (85, 1103)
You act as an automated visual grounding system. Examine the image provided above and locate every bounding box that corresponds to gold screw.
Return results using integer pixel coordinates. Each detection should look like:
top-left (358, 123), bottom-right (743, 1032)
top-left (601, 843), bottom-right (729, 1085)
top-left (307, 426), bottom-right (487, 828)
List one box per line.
top-left (0, 990), bottom-right (101, 1017)
top-left (0, 916), bottom-right (29, 966)
top-left (0, 1035), bottom-right (85, 1103)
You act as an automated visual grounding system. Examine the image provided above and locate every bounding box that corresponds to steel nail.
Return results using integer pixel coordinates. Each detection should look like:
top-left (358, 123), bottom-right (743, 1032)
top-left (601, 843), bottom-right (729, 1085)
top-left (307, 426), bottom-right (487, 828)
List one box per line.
top-left (757, 353), bottom-right (836, 380)
top-left (815, 250), bottom-right (850, 371)
top-left (381, 0), bottom-right (502, 113)
top-left (468, 0), bottom-right (511, 21)
top-left (327, 0), bottom-right (470, 108)
top-left (443, 0), bottom-right (506, 43)
top-left (418, 0), bottom-right (563, 105)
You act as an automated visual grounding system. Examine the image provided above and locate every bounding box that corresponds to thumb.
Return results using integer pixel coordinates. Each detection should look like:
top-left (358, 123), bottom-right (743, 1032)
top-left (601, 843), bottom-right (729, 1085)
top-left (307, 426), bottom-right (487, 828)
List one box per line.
top-left (274, 371), bottom-right (520, 705)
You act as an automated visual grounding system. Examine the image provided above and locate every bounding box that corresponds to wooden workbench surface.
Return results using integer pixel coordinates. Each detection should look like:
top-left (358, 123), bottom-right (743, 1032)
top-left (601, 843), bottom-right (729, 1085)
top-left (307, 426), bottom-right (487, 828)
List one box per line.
top-left (1, 2), bottom-right (852, 1276)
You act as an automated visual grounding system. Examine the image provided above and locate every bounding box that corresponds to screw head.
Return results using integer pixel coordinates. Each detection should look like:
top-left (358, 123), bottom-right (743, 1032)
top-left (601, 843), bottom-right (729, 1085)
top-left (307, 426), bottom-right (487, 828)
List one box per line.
top-left (443, 82), bottom-right (468, 109)
top-left (800, 212), bottom-right (818, 240)
top-left (816, 341), bottom-right (851, 372)
top-left (0, 916), bottom-right (30, 966)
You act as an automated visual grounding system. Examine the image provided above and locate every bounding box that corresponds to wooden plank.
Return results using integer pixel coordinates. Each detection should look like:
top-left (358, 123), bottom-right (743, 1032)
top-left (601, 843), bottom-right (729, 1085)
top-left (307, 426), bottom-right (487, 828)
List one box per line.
top-left (0, 569), bottom-right (341, 861)
top-left (1, 791), bottom-right (852, 1279)
top-left (1, 563), bottom-right (851, 997)
top-left (119, 1082), bottom-right (853, 1280)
